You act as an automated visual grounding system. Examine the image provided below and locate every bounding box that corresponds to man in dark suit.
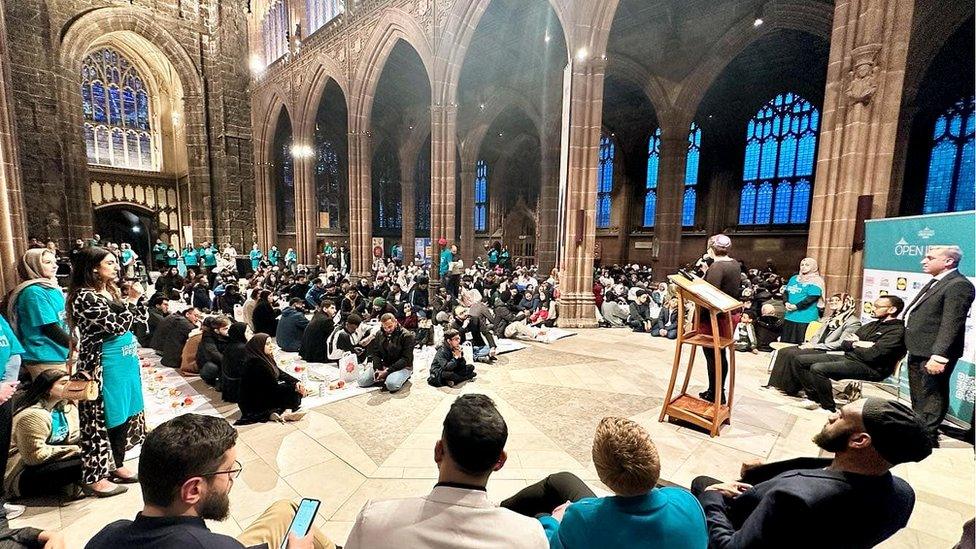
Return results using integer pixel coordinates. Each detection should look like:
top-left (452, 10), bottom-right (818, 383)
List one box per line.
top-left (693, 398), bottom-right (932, 549)
top-left (789, 295), bottom-right (906, 412)
top-left (904, 245), bottom-right (975, 445)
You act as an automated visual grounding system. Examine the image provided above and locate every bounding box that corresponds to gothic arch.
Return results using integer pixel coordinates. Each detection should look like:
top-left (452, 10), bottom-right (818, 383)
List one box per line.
top-left (432, 0), bottom-right (572, 107)
top-left (460, 93), bottom-right (543, 169)
top-left (255, 98), bottom-right (294, 247)
top-left (297, 52), bottom-right (349, 141)
top-left (349, 8), bottom-right (434, 130)
top-left (606, 53), bottom-right (671, 120)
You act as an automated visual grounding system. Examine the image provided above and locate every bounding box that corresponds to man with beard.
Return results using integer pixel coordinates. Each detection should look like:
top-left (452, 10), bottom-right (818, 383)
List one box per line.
top-left (85, 414), bottom-right (335, 548)
top-left (692, 398), bottom-right (931, 548)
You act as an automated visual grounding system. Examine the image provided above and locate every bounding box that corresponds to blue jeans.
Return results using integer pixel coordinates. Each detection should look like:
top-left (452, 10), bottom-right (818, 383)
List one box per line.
top-left (357, 366), bottom-right (412, 392)
top-left (473, 345), bottom-right (490, 358)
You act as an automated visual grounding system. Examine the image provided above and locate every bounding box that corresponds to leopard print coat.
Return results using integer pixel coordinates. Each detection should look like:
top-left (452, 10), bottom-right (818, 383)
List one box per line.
top-left (69, 289), bottom-right (148, 484)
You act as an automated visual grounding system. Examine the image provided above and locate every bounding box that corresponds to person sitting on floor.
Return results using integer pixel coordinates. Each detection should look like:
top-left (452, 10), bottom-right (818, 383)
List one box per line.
top-left (345, 394), bottom-right (547, 549)
top-left (136, 294), bottom-right (169, 348)
top-left (5, 369), bottom-right (82, 500)
top-left (693, 398), bottom-right (931, 548)
top-left (652, 296), bottom-right (681, 340)
top-left (275, 298), bottom-right (310, 353)
top-left (493, 291), bottom-right (546, 341)
top-left (85, 414), bottom-right (334, 549)
top-left (327, 313), bottom-right (363, 362)
top-left (754, 303), bottom-right (784, 352)
top-left (428, 330), bottom-right (476, 388)
top-left (356, 314), bottom-right (415, 393)
top-left (152, 307), bottom-right (200, 369)
top-left (251, 290), bottom-right (280, 337)
top-left (300, 300), bottom-right (336, 363)
top-left (179, 320), bottom-right (204, 377)
top-left (196, 315), bottom-right (230, 387)
top-left (790, 295), bottom-right (906, 412)
top-left (398, 303), bottom-right (419, 331)
top-left (449, 306), bottom-right (497, 363)
top-left (733, 311), bottom-right (758, 353)
top-left (765, 293), bottom-right (861, 396)
top-left (627, 290), bottom-right (655, 333)
top-left (220, 322), bottom-right (248, 404)
top-left (238, 334), bottom-right (308, 424)
top-left (502, 417), bottom-right (707, 549)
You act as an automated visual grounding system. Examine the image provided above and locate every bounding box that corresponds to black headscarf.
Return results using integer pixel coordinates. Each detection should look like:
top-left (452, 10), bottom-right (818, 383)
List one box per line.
top-left (245, 333), bottom-right (278, 376)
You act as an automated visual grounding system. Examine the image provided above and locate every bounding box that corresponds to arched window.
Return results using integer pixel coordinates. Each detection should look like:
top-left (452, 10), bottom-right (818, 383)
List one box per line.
top-left (474, 160), bottom-right (488, 232)
top-left (313, 138), bottom-right (341, 229)
top-left (415, 141), bottom-right (431, 234)
top-left (644, 128), bottom-right (661, 227)
top-left (683, 122), bottom-right (701, 226)
top-left (263, 1), bottom-right (289, 66)
top-left (923, 96), bottom-right (975, 213)
top-left (739, 92), bottom-right (819, 225)
top-left (372, 144), bottom-right (401, 232)
top-left (81, 49), bottom-right (156, 170)
top-left (273, 137), bottom-right (295, 233)
top-left (597, 135), bottom-right (614, 228)
top-left (306, 0), bottom-right (344, 35)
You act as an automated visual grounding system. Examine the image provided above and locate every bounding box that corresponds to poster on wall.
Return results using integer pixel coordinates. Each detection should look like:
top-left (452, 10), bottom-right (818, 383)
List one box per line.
top-left (414, 238), bottom-right (432, 267)
top-left (861, 211), bottom-right (976, 426)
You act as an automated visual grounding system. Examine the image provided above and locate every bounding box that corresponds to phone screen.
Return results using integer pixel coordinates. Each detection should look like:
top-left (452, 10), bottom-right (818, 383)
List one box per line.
top-left (280, 498), bottom-right (321, 549)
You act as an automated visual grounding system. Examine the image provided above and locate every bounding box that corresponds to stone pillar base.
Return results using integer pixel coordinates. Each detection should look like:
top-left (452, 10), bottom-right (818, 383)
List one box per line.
top-left (556, 292), bottom-right (598, 328)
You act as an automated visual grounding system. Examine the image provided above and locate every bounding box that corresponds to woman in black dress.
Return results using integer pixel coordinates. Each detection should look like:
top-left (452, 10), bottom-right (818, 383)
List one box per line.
top-left (251, 290), bottom-right (280, 336)
top-left (238, 333), bottom-right (307, 424)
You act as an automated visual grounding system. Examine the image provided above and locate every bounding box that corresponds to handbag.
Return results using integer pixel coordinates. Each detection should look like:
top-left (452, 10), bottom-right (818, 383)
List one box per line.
top-left (63, 371), bottom-right (99, 401)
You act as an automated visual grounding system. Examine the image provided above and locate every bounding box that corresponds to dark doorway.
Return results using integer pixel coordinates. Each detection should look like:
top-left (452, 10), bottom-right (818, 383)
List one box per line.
top-left (93, 206), bottom-right (154, 266)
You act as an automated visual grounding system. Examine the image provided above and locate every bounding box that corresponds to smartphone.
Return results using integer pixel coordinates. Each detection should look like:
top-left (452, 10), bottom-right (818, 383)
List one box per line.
top-left (280, 498), bottom-right (321, 549)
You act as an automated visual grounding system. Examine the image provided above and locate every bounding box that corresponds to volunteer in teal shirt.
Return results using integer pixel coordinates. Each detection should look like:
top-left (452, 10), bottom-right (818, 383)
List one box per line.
top-left (201, 244), bottom-right (217, 269)
top-left (182, 245), bottom-right (199, 268)
top-left (782, 257), bottom-right (825, 344)
top-left (249, 245), bottom-right (263, 271)
top-left (0, 315), bottom-right (25, 382)
top-left (268, 245), bottom-right (280, 266)
top-left (101, 331), bottom-right (142, 430)
top-left (7, 249), bottom-right (70, 378)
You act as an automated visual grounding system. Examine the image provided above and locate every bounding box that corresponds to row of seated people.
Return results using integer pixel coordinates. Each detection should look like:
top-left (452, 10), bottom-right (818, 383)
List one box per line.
top-left (80, 393), bottom-right (936, 549)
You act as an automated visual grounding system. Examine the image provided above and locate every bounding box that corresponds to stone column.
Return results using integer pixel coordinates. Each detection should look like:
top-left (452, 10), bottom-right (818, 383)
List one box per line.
top-left (459, 163), bottom-right (475, 265)
top-left (347, 128), bottom-right (372, 277)
top-left (400, 164), bottom-right (416, 265)
top-left (0, 3), bottom-right (26, 292)
top-left (535, 135), bottom-right (559, 273)
top-left (652, 133), bottom-right (689, 281)
top-left (294, 150), bottom-right (315, 264)
top-left (807, 0), bottom-right (915, 296)
top-left (555, 57), bottom-right (607, 328)
top-left (429, 103), bottom-right (458, 281)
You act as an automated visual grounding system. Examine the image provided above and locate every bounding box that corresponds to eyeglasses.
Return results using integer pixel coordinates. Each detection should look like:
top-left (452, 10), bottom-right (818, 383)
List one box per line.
top-left (200, 460), bottom-right (243, 479)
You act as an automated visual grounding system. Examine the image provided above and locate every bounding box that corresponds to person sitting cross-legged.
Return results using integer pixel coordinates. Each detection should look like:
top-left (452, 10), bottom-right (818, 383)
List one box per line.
top-left (344, 394), bottom-right (547, 549)
top-left (501, 417), bottom-right (707, 549)
top-left (356, 313), bottom-right (415, 392)
top-left (275, 298), bottom-right (310, 353)
top-left (427, 329), bottom-right (476, 388)
top-left (693, 398), bottom-right (931, 549)
top-left (85, 413), bottom-right (335, 549)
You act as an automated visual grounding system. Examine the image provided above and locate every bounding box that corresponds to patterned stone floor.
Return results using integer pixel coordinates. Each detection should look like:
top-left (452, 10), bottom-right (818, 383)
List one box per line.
top-left (14, 328), bottom-right (974, 548)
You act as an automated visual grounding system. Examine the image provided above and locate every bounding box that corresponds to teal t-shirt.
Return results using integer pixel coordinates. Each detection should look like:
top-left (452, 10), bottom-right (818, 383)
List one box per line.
top-left (49, 407), bottom-right (69, 444)
top-left (269, 249), bottom-right (280, 264)
top-left (785, 274), bottom-right (823, 323)
top-left (250, 249), bottom-right (263, 268)
top-left (0, 315), bottom-right (25, 381)
top-left (183, 249), bottom-right (199, 266)
top-left (101, 331), bottom-right (143, 429)
top-left (285, 250), bottom-right (297, 263)
top-left (16, 285), bottom-right (69, 363)
top-left (121, 249), bottom-right (134, 265)
top-left (166, 250), bottom-right (179, 266)
top-left (202, 247), bottom-right (217, 267)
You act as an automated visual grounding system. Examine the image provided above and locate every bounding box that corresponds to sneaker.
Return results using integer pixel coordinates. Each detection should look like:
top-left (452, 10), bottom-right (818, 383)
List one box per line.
top-left (280, 409), bottom-right (308, 422)
top-left (794, 399), bottom-right (821, 410)
top-left (2, 503), bottom-right (25, 520)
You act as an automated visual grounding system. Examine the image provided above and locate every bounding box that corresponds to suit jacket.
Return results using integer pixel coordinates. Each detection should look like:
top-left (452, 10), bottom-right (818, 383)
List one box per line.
top-left (809, 316), bottom-right (862, 351)
top-left (840, 319), bottom-right (906, 375)
top-left (344, 486), bottom-right (548, 549)
top-left (904, 269), bottom-right (975, 361)
top-left (698, 467), bottom-right (914, 549)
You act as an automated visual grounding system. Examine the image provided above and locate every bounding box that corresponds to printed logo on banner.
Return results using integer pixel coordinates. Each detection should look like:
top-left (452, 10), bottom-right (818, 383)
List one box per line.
top-left (894, 238), bottom-right (927, 257)
top-left (865, 276), bottom-right (876, 285)
top-left (896, 277), bottom-right (907, 291)
top-left (955, 371), bottom-right (975, 404)
top-left (917, 227), bottom-right (935, 239)
top-left (880, 278), bottom-right (890, 287)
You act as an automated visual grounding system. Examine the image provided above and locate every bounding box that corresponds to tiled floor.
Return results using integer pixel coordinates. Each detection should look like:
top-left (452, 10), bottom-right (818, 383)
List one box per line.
top-left (12, 328), bottom-right (974, 547)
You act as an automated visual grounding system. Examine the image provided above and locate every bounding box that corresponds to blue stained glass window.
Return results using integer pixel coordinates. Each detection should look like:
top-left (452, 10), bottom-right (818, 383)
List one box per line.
top-left (313, 136), bottom-right (343, 230)
top-left (81, 48), bottom-right (156, 170)
top-left (682, 123), bottom-right (702, 226)
top-left (923, 96), bottom-right (975, 214)
top-left (644, 128), bottom-right (661, 227)
top-left (372, 144), bottom-right (402, 232)
top-left (474, 159), bottom-right (488, 232)
top-left (596, 135), bottom-right (614, 228)
top-left (740, 92), bottom-right (819, 225)
top-left (277, 142), bottom-right (296, 233)
top-left (415, 142), bottom-right (431, 233)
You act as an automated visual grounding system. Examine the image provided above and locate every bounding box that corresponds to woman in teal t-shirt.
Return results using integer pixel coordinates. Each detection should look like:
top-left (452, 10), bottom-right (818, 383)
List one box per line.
top-left (67, 247), bottom-right (147, 497)
top-left (783, 257), bottom-right (825, 343)
top-left (249, 244), bottom-right (263, 272)
top-left (7, 249), bottom-right (70, 380)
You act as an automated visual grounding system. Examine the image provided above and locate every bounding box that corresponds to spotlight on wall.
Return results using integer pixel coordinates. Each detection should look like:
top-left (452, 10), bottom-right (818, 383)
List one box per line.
top-left (132, 226), bottom-right (141, 233)
top-left (544, 34), bottom-right (551, 43)
top-left (249, 55), bottom-right (265, 76)
top-left (576, 47), bottom-right (588, 61)
top-left (753, 4), bottom-right (765, 27)
top-left (290, 144), bottom-right (314, 158)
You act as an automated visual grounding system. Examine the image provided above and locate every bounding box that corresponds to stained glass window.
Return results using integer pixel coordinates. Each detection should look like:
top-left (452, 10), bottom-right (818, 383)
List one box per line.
top-left (306, 0), bottom-right (344, 35)
top-left (597, 135), bottom-right (614, 228)
top-left (474, 160), bottom-right (488, 232)
top-left (644, 128), bottom-right (661, 227)
top-left (415, 141), bottom-right (431, 234)
top-left (683, 122), bottom-right (701, 226)
top-left (81, 48), bottom-right (156, 170)
top-left (274, 136), bottom-right (295, 233)
top-left (373, 144), bottom-right (402, 232)
top-left (313, 137), bottom-right (342, 230)
top-left (923, 96), bottom-right (975, 213)
top-left (740, 92), bottom-right (819, 225)
top-left (263, 1), bottom-right (289, 66)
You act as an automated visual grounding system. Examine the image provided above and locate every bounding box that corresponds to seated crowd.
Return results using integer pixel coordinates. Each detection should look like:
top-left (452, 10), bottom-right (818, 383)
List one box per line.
top-left (0, 235), bottom-right (962, 548)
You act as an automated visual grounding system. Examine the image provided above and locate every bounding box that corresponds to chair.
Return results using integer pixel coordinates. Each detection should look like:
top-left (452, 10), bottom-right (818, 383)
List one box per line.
top-left (765, 321), bottom-right (824, 372)
top-left (834, 356), bottom-right (906, 403)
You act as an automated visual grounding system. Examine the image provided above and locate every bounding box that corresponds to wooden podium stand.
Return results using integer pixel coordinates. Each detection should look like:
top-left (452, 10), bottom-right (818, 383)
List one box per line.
top-left (659, 273), bottom-right (743, 437)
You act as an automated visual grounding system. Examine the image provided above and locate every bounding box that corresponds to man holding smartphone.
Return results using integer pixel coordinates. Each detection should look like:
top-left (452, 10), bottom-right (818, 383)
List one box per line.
top-left (86, 414), bottom-right (336, 549)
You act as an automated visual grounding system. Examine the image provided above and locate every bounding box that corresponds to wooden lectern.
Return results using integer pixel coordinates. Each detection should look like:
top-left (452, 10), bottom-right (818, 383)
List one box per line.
top-left (659, 273), bottom-right (743, 437)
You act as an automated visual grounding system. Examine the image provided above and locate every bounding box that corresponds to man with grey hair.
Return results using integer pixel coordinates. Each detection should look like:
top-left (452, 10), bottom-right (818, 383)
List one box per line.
top-left (903, 244), bottom-right (974, 445)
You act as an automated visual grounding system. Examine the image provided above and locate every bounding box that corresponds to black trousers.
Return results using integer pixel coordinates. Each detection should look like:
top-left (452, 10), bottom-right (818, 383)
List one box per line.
top-left (0, 400), bottom-right (10, 504)
top-left (907, 354), bottom-right (955, 443)
top-left (795, 354), bottom-right (885, 411)
top-left (766, 347), bottom-right (825, 395)
top-left (19, 456), bottom-right (83, 497)
top-left (440, 363), bottom-right (475, 384)
top-left (702, 347), bottom-right (728, 396)
top-left (500, 472), bottom-right (596, 517)
top-left (107, 418), bottom-right (131, 468)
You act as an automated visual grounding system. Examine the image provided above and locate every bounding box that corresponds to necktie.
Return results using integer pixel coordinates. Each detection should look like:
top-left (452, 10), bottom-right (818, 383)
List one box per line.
top-left (905, 278), bottom-right (937, 319)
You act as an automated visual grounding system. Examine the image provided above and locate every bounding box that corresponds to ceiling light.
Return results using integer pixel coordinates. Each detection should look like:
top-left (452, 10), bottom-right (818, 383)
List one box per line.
top-left (544, 34), bottom-right (551, 43)
top-left (576, 47), bottom-right (588, 61)
top-left (249, 55), bottom-right (264, 75)
top-left (753, 3), bottom-right (764, 27)
top-left (753, 16), bottom-right (764, 27)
